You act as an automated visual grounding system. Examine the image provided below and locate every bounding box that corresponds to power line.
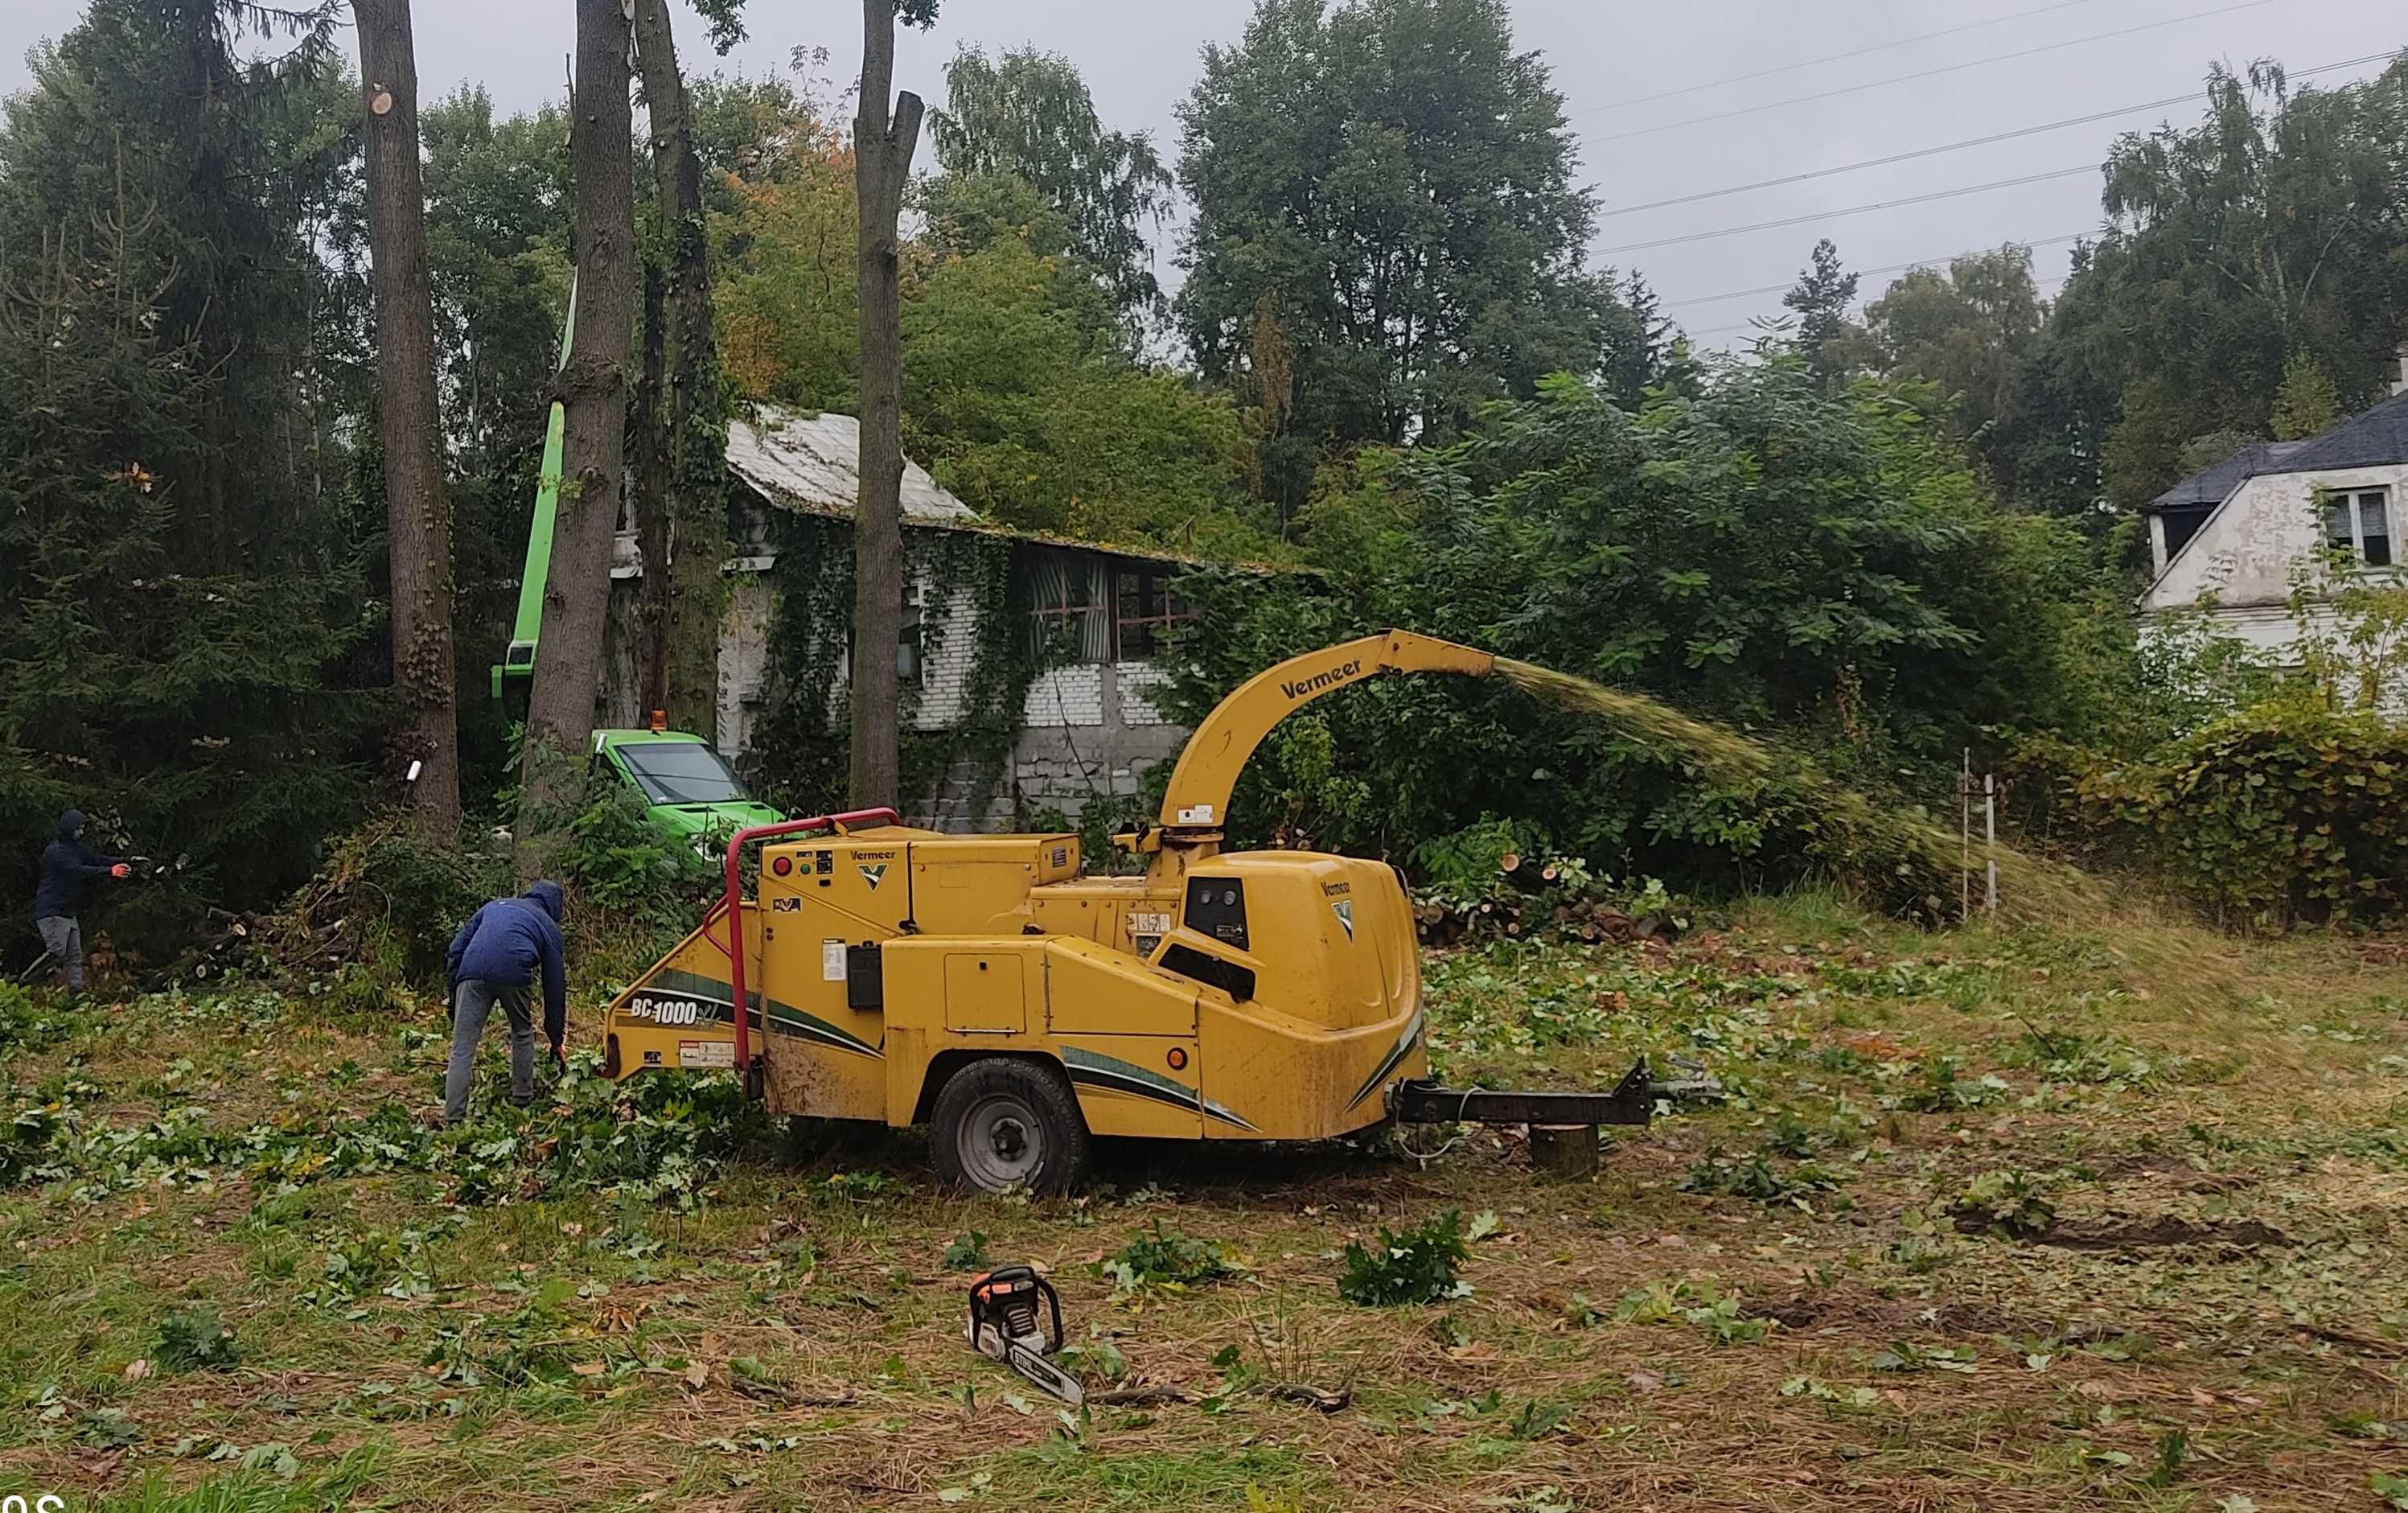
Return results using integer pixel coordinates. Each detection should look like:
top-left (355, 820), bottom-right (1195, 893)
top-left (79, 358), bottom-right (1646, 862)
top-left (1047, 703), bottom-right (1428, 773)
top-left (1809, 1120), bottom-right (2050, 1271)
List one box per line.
top-left (1586, 0), bottom-right (2278, 146)
top-left (1599, 166), bottom-right (2098, 256)
top-left (1570, 0), bottom-right (2107, 117)
top-left (1598, 52), bottom-right (2403, 220)
top-left (1662, 232), bottom-right (2094, 309)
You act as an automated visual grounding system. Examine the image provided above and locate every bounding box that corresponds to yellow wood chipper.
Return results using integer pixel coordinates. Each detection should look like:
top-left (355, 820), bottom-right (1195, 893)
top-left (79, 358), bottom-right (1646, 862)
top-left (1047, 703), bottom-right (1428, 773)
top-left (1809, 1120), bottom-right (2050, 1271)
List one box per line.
top-left (600, 631), bottom-right (1668, 1192)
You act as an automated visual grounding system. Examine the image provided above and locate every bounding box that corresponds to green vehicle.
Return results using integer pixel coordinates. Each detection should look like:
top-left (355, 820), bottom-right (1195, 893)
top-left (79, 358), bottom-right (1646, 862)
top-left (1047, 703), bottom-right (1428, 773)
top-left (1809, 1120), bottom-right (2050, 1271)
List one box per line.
top-left (495, 274), bottom-right (783, 844)
top-left (588, 727), bottom-right (781, 844)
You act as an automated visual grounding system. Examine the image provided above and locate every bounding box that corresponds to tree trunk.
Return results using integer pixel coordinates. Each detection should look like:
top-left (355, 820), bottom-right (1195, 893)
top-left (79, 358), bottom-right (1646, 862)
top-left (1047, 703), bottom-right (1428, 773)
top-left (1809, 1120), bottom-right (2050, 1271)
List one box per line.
top-left (849, 0), bottom-right (923, 810)
top-left (1528, 1124), bottom-right (1599, 1180)
top-left (635, 0), bottom-right (727, 743)
top-left (634, 259), bottom-right (671, 719)
top-left (518, 0), bottom-right (637, 871)
top-left (351, 0), bottom-right (460, 838)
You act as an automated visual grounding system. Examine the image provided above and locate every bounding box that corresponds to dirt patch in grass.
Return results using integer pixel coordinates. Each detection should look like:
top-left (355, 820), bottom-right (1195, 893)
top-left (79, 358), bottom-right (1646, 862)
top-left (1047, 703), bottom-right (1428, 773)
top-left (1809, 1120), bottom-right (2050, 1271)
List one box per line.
top-left (2037, 1215), bottom-right (2295, 1251)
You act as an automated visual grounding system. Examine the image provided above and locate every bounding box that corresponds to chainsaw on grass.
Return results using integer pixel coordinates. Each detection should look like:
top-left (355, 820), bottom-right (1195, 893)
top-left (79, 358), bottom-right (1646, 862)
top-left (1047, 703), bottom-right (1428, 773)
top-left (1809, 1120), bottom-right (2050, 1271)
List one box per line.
top-left (964, 1266), bottom-right (1083, 1406)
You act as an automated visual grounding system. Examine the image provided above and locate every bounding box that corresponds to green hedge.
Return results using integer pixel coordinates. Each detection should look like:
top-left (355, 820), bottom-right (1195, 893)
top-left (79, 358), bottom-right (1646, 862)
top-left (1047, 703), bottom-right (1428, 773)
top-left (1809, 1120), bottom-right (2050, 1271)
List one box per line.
top-left (2077, 704), bottom-right (2408, 925)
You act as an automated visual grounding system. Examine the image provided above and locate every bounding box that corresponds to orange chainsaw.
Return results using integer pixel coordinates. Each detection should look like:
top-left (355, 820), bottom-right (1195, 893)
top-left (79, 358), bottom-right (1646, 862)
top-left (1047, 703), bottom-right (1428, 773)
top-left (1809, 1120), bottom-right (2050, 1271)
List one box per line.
top-left (964, 1266), bottom-right (1083, 1405)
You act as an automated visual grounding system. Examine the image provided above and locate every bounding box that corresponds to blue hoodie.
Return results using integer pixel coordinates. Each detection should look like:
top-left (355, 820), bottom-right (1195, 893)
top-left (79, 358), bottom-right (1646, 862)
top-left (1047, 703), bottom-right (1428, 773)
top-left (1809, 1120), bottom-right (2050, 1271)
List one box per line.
top-left (446, 882), bottom-right (567, 1048)
top-left (33, 808), bottom-right (119, 923)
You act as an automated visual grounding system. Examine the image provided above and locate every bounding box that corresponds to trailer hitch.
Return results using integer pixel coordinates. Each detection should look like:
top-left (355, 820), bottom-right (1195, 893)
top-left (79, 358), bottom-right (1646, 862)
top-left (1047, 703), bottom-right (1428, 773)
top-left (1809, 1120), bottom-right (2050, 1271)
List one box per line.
top-left (1391, 1059), bottom-right (1724, 1127)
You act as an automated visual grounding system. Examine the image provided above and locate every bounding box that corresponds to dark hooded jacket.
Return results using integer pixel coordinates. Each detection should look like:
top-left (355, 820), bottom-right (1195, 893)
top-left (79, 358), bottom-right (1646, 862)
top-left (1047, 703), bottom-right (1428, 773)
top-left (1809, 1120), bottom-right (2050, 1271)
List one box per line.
top-left (33, 809), bottom-right (119, 923)
top-left (446, 882), bottom-right (568, 1048)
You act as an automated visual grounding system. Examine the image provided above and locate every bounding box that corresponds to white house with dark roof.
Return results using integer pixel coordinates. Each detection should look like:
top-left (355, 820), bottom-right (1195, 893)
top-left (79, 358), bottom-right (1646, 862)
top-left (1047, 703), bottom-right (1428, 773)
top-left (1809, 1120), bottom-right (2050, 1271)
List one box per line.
top-left (601, 405), bottom-right (1209, 828)
top-left (2139, 354), bottom-right (2408, 664)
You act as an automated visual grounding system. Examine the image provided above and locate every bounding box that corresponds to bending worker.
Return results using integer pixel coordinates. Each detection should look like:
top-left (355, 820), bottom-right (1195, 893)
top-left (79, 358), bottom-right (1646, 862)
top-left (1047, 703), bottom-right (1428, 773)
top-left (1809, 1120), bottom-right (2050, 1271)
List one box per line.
top-left (33, 808), bottom-right (131, 996)
top-left (442, 880), bottom-right (568, 1124)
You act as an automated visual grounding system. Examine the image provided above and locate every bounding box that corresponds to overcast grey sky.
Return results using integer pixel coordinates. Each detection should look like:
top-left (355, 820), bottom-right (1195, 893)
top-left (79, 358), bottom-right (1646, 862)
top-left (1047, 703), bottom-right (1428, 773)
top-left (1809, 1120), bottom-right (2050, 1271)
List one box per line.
top-left (4, 0), bottom-right (2400, 346)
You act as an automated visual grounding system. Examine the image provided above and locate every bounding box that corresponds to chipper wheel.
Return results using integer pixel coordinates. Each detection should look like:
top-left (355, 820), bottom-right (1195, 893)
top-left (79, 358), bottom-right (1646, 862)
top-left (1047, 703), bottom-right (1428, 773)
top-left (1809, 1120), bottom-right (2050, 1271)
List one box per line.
top-left (930, 1057), bottom-right (1091, 1195)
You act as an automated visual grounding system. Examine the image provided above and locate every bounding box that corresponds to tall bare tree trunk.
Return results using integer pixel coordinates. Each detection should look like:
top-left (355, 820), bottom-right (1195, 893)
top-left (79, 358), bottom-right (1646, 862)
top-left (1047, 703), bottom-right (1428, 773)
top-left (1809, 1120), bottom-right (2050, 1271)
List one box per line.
top-left (518, 0), bottom-right (636, 870)
top-left (635, 0), bottom-right (726, 742)
top-left (850, 0), bottom-right (923, 810)
top-left (352, 0), bottom-right (460, 837)
top-left (634, 260), bottom-right (671, 718)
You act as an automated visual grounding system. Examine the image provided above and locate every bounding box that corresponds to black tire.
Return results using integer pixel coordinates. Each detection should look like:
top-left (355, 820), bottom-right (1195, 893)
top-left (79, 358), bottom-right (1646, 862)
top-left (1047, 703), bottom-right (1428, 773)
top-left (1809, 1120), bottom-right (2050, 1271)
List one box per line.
top-left (928, 1057), bottom-right (1091, 1195)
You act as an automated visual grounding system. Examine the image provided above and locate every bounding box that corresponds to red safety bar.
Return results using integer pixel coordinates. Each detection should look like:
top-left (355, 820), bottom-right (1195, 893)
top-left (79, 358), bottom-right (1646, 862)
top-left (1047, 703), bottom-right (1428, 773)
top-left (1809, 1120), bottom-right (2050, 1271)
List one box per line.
top-left (723, 808), bottom-right (898, 1087)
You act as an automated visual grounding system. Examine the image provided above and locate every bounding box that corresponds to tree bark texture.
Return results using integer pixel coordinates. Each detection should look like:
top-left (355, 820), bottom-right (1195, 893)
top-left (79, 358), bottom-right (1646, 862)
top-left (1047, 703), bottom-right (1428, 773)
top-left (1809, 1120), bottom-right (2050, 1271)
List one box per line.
top-left (849, 0), bottom-right (923, 810)
top-left (635, 0), bottom-right (728, 742)
top-left (519, 0), bottom-right (637, 870)
top-left (351, 0), bottom-right (461, 837)
top-left (1528, 1124), bottom-right (1600, 1180)
top-left (634, 259), bottom-right (671, 719)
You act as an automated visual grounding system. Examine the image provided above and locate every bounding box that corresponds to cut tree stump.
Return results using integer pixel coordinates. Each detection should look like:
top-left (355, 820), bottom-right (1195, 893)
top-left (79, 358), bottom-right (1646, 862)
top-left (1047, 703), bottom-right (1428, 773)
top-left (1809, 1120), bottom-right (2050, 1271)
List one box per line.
top-left (1529, 1123), bottom-right (1598, 1179)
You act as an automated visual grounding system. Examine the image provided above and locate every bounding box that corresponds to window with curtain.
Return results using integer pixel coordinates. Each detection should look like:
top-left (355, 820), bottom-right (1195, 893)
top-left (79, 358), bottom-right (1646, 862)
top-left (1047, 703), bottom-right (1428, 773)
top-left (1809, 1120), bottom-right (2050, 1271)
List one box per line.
top-left (2327, 488), bottom-right (2395, 568)
top-left (1023, 549), bottom-right (1112, 663)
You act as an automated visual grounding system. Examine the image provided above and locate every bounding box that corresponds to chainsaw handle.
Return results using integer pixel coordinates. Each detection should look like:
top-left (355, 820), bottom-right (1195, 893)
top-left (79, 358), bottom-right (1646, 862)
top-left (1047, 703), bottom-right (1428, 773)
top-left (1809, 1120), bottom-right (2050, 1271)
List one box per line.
top-left (968, 1265), bottom-right (1065, 1352)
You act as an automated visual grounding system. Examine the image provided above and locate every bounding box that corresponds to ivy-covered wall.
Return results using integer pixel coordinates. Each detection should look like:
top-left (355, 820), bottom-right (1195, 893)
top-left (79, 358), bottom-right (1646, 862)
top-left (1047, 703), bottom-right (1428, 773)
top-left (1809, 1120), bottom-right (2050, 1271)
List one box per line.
top-left (746, 510), bottom-right (1046, 824)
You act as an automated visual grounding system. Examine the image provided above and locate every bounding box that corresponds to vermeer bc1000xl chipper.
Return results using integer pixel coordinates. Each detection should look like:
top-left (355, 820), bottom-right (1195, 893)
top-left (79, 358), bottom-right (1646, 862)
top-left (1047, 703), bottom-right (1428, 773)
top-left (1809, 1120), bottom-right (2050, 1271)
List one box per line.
top-left (602, 631), bottom-right (1677, 1193)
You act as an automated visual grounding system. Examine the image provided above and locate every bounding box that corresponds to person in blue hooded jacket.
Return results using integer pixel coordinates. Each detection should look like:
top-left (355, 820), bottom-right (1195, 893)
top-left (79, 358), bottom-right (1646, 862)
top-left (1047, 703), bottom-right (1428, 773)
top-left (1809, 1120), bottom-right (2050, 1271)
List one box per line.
top-left (441, 881), bottom-right (567, 1124)
top-left (32, 809), bottom-right (131, 994)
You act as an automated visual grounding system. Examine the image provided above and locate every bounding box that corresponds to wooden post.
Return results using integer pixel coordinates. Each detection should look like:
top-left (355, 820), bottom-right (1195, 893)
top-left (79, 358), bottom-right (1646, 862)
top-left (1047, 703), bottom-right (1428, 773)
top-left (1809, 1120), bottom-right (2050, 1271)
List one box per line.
top-left (1529, 1124), bottom-right (1598, 1180)
top-left (1984, 771), bottom-right (1999, 920)
top-left (1959, 748), bottom-right (1971, 924)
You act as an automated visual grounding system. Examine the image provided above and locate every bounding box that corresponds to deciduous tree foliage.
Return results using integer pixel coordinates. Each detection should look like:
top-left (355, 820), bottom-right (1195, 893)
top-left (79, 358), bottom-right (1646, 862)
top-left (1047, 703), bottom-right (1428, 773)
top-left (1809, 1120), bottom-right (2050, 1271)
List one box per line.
top-left (928, 44), bottom-right (1174, 323)
top-left (902, 214), bottom-right (1263, 554)
top-left (2037, 57), bottom-right (2408, 509)
top-left (1176, 0), bottom-right (1657, 520)
top-left (710, 77), bottom-right (1268, 556)
top-left (1859, 245), bottom-right (2048, 485)
top-left (1162, 360), bottom-right (2101, 889)
top-left (712, 109), bottom-right (862, 412)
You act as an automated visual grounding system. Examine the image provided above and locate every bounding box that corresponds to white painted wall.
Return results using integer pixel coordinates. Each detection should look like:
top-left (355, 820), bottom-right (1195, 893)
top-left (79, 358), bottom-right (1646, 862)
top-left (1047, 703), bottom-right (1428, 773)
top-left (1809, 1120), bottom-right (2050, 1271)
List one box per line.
top-left (2146, 463), bottom-right (2408, 613)
top-left (910, 579), bottom-right (978, 731)
top-left (1116, 661), bottom-right (1181, 726)
top-left (1023, 664), bottom-right (1105, 728)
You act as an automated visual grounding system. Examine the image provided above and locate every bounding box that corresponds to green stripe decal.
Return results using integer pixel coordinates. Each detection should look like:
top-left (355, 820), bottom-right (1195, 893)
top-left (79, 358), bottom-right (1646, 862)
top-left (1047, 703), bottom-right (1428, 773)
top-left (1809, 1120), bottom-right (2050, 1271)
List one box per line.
top-left (1346, 1009), bottom-right (1425, 1111)
top-left (647, 968), bottom-right (883, 1059)
top-left (1061, 1046), bottom-right (1257, 1133)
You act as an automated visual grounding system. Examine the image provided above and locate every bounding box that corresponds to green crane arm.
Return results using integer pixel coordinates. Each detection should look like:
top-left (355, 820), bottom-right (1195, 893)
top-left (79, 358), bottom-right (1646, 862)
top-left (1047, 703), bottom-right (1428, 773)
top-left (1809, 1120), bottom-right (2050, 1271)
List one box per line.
top-left (491, 273), bottom-right (580, 707)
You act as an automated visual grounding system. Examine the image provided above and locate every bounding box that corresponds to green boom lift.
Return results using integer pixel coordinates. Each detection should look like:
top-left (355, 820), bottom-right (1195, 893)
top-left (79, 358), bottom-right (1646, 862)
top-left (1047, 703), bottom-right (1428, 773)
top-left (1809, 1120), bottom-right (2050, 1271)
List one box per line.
top-left (493, 274), bottom-right (782, 847)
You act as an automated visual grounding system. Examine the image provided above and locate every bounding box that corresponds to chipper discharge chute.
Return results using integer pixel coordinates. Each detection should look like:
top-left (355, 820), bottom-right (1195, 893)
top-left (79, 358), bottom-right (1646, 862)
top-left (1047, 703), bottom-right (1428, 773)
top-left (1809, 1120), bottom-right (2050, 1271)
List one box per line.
top-left (600, 631), bottom-right (1688, 1193)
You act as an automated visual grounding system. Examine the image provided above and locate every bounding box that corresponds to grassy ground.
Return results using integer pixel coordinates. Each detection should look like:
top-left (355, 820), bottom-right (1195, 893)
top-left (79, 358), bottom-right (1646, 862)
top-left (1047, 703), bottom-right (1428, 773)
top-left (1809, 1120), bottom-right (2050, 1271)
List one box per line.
top-left (2, 891), bottom-right (2405, 1512)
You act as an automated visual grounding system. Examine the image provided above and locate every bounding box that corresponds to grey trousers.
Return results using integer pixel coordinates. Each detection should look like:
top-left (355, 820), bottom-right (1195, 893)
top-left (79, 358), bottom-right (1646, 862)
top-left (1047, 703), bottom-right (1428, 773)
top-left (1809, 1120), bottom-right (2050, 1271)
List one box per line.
top-left (444, 979), bottom-right (534, 1121)
top-left (35, 915), bottom-right (82, 991)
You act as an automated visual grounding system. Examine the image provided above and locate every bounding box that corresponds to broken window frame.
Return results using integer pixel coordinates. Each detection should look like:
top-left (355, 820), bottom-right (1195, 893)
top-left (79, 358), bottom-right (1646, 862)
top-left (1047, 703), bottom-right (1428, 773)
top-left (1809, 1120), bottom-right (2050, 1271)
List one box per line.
top-left (1114, 568), bottom-right (1195, 662)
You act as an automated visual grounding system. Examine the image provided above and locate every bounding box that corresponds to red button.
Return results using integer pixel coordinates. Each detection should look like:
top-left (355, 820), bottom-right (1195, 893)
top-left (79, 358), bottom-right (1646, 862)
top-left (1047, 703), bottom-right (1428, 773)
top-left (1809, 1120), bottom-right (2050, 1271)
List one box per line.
top-left (771, 855), bottom-right (793, 875)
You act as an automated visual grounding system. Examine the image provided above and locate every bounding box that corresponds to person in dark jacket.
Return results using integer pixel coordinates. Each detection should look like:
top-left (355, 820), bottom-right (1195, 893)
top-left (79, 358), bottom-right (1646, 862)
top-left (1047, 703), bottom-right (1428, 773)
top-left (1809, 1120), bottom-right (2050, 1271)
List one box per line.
top-left (441, 880), bottom-right (568, 1124)
top-left (32, 808), bottom-right (130, 993)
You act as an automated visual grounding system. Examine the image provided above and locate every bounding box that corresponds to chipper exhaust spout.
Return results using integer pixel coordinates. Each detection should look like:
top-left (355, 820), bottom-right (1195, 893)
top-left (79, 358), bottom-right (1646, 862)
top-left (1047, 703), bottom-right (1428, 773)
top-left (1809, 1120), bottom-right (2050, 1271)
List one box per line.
top-left (1149, 630), bottom-right (1493, 839)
